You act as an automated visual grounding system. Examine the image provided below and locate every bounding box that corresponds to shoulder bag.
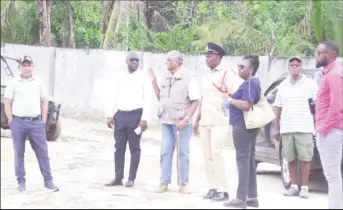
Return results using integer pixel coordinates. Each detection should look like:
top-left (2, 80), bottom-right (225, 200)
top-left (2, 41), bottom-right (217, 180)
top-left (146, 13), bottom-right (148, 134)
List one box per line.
top-left (243, 79), bottom-right (276, 129)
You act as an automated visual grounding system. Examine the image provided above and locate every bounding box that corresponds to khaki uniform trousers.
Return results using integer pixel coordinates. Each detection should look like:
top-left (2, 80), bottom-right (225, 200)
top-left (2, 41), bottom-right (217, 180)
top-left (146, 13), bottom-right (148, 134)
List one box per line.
top-left (199, 125), bottom-right (234, 191)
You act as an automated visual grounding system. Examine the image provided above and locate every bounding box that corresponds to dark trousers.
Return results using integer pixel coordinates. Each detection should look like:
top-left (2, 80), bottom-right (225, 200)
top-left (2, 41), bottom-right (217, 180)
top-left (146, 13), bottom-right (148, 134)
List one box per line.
top-left (232, 125), bottom-right (260, 201)
top-left (113, 109), bottom-right (143, 181)
top-left (10, 117), bottom-right (53, 183)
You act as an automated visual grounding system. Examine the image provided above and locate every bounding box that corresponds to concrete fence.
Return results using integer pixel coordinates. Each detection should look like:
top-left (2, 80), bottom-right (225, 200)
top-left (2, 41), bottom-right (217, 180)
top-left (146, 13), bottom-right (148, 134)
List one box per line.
top-left (1, 43), bottom-right (342, 123)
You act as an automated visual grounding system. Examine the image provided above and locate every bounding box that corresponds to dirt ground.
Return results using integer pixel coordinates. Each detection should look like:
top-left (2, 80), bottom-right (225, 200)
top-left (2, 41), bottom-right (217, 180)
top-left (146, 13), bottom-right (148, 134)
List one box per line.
top-left (1, 117), bottom-right (328, 209)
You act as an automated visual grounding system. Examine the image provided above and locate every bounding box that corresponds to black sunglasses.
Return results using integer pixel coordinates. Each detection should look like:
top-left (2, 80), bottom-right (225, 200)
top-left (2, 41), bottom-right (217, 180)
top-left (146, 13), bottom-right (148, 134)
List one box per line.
top-left (130, 58), bottom-right (139, 62)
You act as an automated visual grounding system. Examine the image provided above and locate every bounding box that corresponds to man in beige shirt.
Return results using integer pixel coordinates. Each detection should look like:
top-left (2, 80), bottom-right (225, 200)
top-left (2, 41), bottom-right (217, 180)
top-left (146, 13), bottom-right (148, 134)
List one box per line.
top-left (194, 43), bottom-right (242, 201)
top-left (4, 56), bottom-right (59, 192)
top-left (148, 50), bottom-right (200, 194)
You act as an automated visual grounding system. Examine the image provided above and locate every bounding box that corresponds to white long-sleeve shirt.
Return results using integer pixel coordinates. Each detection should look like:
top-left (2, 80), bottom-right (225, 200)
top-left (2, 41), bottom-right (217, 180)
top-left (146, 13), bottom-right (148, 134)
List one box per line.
top-left (106, 69), bottom-right (153, 122)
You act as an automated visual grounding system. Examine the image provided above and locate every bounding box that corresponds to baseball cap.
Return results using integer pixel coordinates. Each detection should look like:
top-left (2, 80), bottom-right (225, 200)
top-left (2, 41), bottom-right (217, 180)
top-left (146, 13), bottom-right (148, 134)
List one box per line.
top-left (19, 55), bottom-right (33, 64)
top-left (288, 56), bottom-right (302, 63)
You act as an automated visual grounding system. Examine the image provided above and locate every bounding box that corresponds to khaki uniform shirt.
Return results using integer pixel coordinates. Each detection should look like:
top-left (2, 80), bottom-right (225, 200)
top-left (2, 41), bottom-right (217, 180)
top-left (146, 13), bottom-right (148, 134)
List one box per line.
top-left (4, 76), bottom-right (48, 117)
top-left (200, 64), bottom-right (243, 126)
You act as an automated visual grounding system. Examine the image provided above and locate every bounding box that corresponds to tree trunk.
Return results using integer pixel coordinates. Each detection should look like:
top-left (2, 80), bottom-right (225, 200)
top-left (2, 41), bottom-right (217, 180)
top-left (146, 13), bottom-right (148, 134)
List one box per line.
top-left (62, 1), bottom-right (75, 48)
top-left (102, 1), bottom-right (123, 50)
top-left (37, 0), bottom-right (52, 46)
top-left (1, 0), bottom-right (16, 28)
top-left (144, 0), bottom-right (154, 30)
top-left (67, 3), bottom-right (75, 48)
top-left (100, 0), bottom-right (115, 48)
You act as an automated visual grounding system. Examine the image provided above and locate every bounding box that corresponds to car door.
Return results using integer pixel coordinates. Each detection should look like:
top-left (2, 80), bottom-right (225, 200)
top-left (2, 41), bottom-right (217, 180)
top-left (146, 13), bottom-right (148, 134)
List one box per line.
top-left (264, 79), bottom-right (286, 163)
top-left (255, 79), bottom-right (283, 162)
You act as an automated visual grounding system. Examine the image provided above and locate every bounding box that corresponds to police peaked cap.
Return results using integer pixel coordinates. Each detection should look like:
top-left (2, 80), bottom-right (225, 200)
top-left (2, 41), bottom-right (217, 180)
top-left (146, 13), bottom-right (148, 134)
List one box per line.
top-left (204, 42), bottom-right (226, 57)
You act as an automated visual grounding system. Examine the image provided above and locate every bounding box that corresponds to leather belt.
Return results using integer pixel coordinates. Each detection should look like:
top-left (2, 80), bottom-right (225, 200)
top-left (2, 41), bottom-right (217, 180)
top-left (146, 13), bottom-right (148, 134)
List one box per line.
top-left (118, 108), bottom-right (143, 114)
top-left (13, 115), bottom-right (41, 122)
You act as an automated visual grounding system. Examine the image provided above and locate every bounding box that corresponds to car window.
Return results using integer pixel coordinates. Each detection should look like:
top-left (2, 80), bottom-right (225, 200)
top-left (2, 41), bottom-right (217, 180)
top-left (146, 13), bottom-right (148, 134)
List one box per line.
top-left (266, 87), bottom-right (278, 104)
top-left (266, 79), bottom-right (284, 104)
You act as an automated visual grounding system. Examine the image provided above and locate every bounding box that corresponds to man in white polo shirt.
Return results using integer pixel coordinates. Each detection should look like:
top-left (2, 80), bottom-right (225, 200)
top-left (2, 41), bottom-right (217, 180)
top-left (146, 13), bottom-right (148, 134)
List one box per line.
top-left (274, 56), bottom-right (318, 199)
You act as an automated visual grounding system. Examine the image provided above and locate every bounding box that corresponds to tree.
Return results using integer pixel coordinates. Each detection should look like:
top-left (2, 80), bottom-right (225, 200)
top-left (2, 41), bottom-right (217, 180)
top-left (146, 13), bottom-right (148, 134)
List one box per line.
top-left (37, 0), bottom-right (52, 46)
top-left (1, 0), bottom-right (16, 28)
top-left (1, 0), bottom-right (342, 56)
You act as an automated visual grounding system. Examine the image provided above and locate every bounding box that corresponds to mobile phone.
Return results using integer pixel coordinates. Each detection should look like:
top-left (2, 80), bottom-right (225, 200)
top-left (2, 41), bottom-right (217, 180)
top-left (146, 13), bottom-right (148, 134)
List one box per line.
top-left (308, 98), bottom-right (315, 115)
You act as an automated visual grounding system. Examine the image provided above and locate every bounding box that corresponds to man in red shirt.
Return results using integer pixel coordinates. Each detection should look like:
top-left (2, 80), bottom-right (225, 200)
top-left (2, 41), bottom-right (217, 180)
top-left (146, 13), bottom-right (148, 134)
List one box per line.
top-left (315, 41), bottom-right (343, 209)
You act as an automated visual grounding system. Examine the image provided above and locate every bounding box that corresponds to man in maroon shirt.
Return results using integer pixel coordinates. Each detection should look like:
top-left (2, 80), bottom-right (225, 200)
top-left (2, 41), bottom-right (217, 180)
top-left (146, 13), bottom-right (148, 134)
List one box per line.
top-left (315, 41), bottom-right (343, 209)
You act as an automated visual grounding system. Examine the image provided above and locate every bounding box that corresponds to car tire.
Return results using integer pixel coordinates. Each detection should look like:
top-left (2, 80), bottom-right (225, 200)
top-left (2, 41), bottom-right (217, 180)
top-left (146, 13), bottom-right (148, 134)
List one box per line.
top-left (280, 147), bottom-right (302, 190)
top-left (280, 152), bottom-right (292, 190)
top-left (47, 122), bottom-right (61, 142)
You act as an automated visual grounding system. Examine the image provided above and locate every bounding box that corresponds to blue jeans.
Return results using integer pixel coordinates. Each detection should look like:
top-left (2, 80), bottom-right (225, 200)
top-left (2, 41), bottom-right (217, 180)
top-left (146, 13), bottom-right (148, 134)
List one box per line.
top-left (160, 123), bottom-right (192, 185)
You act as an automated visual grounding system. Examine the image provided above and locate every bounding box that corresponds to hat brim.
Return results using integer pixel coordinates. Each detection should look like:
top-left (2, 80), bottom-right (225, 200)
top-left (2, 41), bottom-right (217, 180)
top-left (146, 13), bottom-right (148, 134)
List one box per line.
top-left (204, 51), bottom-right (221, 55)
top-left (288, 57), bottom-right (302, 63)
top-left (21, 60), bottom-right (33, 63)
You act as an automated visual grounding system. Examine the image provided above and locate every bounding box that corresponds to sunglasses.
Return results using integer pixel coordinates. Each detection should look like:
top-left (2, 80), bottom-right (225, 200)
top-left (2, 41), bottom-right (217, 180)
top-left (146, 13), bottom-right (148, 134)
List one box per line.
top-left (130, 58), bottom-right (139, 62)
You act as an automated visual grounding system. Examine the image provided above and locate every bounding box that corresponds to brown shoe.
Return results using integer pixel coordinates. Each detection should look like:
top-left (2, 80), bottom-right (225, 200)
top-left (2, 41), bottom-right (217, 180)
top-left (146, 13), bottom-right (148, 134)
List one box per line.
top-left (155, 184), bottom-right (168, 193)
top-left (179, 185), bottom-right (191, 194)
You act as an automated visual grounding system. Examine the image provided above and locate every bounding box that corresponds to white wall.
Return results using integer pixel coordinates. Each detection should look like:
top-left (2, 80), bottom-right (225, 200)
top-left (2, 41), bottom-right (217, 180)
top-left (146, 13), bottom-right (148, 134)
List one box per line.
top-left (1, 43), bottom-right (342, 122)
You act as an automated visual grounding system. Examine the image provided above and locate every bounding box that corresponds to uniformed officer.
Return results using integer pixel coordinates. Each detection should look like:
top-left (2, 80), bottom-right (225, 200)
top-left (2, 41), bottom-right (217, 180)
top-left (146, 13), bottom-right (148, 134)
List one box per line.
top-left (4, 56), bottom-right (59, 192)
top-left (193, 43), bottom-right (242, 201)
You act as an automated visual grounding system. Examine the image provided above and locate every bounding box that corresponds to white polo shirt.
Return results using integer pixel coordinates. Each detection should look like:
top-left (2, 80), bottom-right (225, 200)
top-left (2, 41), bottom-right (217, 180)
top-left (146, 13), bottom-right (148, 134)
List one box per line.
top-left (273, 74), bottom-right (318, 134)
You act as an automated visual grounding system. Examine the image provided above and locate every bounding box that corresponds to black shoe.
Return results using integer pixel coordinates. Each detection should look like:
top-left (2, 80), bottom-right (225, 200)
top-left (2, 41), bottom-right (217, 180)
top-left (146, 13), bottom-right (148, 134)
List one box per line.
top-left (124, 180), bottom-right (134, 187)
top-left (223, 199), bottom-right (247, 209)
top-left (203, 189), bottom-right (217, 199)
top-left (105, 179), bottom-right (123, 187)
top-left (246, 199), bottom-right (259, 208)
top-left (211, 192), bottom-right (229, 202)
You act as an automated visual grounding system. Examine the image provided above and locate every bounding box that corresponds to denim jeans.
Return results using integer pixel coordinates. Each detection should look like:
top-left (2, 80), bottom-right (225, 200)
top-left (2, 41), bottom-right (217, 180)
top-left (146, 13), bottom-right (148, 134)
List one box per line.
top-left (160, 123), bottom-right (192, 185)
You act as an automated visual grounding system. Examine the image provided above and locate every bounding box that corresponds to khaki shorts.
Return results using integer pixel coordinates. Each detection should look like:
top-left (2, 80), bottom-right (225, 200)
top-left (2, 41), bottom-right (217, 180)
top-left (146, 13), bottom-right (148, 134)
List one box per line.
top-left (281, 132), bottom-right (314, 162)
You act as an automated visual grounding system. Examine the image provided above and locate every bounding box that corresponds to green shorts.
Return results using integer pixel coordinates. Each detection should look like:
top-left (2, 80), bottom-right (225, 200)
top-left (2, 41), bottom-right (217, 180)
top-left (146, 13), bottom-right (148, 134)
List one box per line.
top-left (281, 132), bottom-right (314, 162)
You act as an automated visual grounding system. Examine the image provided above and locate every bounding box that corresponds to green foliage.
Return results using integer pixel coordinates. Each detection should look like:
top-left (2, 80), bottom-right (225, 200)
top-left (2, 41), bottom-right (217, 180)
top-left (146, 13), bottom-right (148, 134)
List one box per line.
top-left (1, 1), bottom-right (39, 45)
top-left (71, 1), bottom-right (101, 48)
top-left (117, 14), bottom-right (198, 53)
top-left (1, 0), bottom-right (342, 56)
top-left (50, 1), bottom-right (101, 48)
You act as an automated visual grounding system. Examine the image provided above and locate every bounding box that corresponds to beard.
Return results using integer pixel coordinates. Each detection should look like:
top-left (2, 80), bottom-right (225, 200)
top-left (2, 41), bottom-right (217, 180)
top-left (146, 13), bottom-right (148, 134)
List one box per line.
top-left (315, 59), bottom-right (327, 68)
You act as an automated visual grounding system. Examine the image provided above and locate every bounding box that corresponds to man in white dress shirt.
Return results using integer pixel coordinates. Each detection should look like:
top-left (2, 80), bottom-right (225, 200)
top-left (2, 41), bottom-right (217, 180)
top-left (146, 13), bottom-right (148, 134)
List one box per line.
top-left (105, 51), bottom-right (153, 187)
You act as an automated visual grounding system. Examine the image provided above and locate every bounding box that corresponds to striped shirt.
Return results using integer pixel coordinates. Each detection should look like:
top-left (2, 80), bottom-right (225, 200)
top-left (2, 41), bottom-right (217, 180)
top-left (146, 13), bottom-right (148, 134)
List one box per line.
top-left (274, 74), bottom-right (318, 134)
